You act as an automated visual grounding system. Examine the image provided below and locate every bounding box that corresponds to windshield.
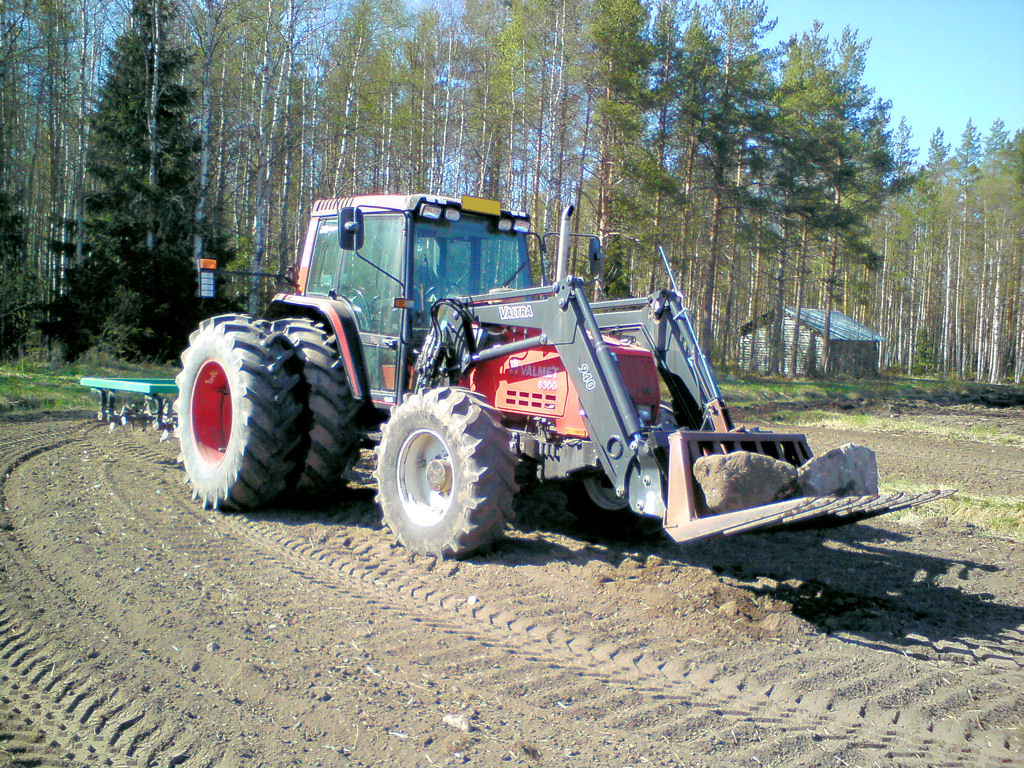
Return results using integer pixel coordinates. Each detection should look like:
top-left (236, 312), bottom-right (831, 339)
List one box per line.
top-left (411, 213), bottom-right (531, 300)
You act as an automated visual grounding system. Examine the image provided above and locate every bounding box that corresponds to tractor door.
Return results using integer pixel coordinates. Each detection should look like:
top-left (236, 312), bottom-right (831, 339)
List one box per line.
top-left (341, 213), bottom-right (407, 398)
top-left (309, 212), bottom-right (408, 401)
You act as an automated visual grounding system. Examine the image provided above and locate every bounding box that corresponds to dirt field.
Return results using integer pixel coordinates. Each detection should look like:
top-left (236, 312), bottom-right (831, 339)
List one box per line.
top-left (1, 403), bottom-right (1021, 767)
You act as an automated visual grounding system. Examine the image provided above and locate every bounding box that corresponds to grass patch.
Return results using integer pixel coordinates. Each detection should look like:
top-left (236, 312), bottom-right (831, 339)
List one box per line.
top-left (718, 373), bottom-right (1024, 406)
top-left (0, 354), bottom-right (176, 415)
top-left (882, 481), bottom-right (1024, 541)
top-left (764, 408), bottom-right (1024, 448)
top-left (718, 375), bottom-right (900, 405)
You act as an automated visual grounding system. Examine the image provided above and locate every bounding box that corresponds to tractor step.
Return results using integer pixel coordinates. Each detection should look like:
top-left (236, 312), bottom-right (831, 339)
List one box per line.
top-left (663, 489), bottom-right (955, 543)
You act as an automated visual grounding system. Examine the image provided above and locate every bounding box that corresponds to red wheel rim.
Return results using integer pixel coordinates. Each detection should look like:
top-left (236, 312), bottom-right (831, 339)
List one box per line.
top-left (192, 360), bottom-right (232, 465)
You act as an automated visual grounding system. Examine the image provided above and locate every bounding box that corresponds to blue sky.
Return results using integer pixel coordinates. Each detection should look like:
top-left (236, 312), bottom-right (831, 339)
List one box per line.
top-left (764, 0), bottom-right (1024, 161)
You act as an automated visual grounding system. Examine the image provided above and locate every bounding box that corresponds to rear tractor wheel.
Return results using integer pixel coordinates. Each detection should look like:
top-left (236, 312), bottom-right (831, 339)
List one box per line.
top-left (270, 318), bottom-right (362, 497)
top-left (175, 314), bottom-right (303, 510)
top-left (374, 388), bottom-right (518, 558)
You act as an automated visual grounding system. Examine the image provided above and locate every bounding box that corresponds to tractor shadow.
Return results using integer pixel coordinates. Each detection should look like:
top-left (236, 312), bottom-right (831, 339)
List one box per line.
top-left (239, 461), bottom-right (384, 530)
top-left (237, 462), bottom-right (1023, 657)
top-left (680, 525), bottom-right (1021, 655)
top-left (501, 484), bottom-right (1024, 654)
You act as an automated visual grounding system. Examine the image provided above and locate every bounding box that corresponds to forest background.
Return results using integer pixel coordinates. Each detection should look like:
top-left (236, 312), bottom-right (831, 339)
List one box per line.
top-left (1, 0), bottom-right (1021, 382)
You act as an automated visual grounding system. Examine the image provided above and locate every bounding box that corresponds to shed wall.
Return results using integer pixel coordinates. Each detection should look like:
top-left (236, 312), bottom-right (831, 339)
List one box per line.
top-left (739, 318), bottom-right (880, 377)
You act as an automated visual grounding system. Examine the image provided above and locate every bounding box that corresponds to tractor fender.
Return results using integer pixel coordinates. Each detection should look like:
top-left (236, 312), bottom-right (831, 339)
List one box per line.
top-left (267, 294), bottom-right (370, 403)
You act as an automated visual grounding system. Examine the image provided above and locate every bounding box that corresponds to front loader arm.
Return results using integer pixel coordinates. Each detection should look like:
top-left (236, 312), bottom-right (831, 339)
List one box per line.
top-left (589, 290), bottom-right (732, 432)
top-left (466, 278), bottom-right (663, 510)
top-left (462, 280), bottom-right (952, 540)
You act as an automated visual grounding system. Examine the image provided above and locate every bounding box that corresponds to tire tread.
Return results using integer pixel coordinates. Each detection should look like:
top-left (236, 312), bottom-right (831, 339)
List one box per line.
top-left (269, 318), bottom-right (362, 497)
top-left (175, 315), bottom-right (301, 510)
top-left (375, 387), bottom-right (517, 558)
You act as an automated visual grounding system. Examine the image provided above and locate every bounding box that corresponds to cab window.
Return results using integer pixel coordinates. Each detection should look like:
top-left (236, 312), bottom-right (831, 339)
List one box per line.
top-left (412, 214), bottom-right (530, 305)
top-left (338, 213), bottom-right (406, 335)
top-left (307, 218), bottom-right (341, 296)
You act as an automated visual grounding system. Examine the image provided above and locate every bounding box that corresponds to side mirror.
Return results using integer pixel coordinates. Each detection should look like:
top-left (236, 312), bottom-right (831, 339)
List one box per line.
top-left (587, 236), bottom-right (603, 276)
top-left (338, 207), bottom-right (364, 251)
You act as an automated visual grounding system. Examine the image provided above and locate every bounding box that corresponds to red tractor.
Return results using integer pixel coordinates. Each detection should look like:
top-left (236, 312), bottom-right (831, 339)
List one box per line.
top-left (176, 194), bottom-right (942, 558)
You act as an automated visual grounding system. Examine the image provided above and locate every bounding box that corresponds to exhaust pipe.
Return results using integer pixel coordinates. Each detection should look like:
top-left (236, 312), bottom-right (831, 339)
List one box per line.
top-left (554, 204), bottom-right (574, 282)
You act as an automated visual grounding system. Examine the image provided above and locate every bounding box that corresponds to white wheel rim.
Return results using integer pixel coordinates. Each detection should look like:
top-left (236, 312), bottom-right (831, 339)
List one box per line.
top-left (396, 428), bottom-right (453, 528)
top-left (582, 475), bottom-right (628, 511)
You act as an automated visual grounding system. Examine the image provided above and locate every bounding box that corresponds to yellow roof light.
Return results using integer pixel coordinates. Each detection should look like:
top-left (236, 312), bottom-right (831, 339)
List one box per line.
top-left (461, 195), bottom-right (502, 216)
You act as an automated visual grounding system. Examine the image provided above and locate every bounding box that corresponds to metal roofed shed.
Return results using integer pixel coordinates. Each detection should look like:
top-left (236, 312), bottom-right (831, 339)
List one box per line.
top-left (739, 307), bottom-right (885, 377)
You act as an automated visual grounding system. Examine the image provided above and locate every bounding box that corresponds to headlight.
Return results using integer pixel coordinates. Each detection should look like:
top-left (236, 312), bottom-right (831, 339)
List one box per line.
top-left (420, 203), bottom-right (442, 220)
top-left (637, 405), bottom-right (653, 423)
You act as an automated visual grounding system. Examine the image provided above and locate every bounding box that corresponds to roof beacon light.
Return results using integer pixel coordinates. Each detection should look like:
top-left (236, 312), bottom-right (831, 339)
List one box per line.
top-left (461, 195), bottom-right (502, 216)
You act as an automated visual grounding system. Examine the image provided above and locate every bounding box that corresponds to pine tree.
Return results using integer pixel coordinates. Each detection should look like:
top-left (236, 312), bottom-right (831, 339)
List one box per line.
top-left (588, 0), bottom-right (652, 298)
top-left (0, 190), bottom-right (31, 358)
top-left (674, 9), bottom-right (719, 297)
top-left (697, 0), bottom-right (776, 359)
top-left (49, 0), bottom-right (205, 360)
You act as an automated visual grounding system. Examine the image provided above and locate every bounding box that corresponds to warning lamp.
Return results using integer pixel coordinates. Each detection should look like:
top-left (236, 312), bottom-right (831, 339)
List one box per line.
top-left (198, 259), bottom-right (217, 298)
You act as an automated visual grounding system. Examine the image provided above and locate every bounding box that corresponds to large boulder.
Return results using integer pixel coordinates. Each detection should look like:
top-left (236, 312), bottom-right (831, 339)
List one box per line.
top-left (693, 452), bottom-right (798, 514)
top-left (796, 443), bottom-right (879, 497)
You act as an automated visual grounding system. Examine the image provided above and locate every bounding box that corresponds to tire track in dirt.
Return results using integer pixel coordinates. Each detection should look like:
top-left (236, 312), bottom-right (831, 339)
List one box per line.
top-left (0, 421), bottom-right (92, 483)
top-left (105, 438), bottom-right (827, 764)
top-left (119, 430), bottom-right (1024, 767)
top-left (0, 425), bottom-right (243, 768)
top-left (830, 626), bottom-right (1024, 669)
top-left (0, 603), bottom-right (167, 768)
top-left (162, 466), bottom-right (1021, 765)
top-left (96, 442), bottom-right (683, 764)
top-left (4, 420), bottom-right (1022, 766)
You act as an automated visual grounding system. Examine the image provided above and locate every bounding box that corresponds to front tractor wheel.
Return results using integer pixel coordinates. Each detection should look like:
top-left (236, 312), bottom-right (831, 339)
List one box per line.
top-left (175, 315), bottom-right (302, 510)
top-left (562, 473), bottom-right (662, 537)
top-left (374, 388), bottom-right (518, 558)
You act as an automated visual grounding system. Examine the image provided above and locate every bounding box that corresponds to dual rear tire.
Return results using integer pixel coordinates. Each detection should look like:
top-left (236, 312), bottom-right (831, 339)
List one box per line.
top-left (176, 315), bottom-right (360, 509)
top-left (175, 315), bottom-right (304, 509)
top-left (269, 318), bottom-right (362, 497)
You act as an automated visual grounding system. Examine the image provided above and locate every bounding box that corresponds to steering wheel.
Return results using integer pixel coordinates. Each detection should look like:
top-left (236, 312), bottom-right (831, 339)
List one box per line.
top-left (341, 286), bottom-right (369, 316)
top-left (440, 282), bottom-right (466, 300)
top-left (421, 281), bottom-right (464, 307)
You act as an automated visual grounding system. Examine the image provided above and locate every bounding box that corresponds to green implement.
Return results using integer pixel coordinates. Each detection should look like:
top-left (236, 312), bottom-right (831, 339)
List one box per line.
top-left (79, 377), bottom-right (178, 432)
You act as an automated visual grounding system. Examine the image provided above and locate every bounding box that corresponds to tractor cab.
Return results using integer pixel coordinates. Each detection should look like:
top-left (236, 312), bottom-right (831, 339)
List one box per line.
top-left (292, 194), bottom-right (532, 404)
